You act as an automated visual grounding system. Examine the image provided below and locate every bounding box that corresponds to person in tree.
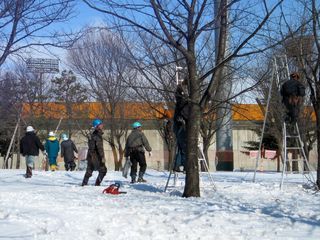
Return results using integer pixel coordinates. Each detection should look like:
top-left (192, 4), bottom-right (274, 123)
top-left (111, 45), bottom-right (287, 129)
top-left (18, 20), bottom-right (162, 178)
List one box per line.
top-left (20, 126), bottom-right (45, 178)
top-left (280, 72), bottom-right (306, 125)
top-left (45, 131), bottom-right (60, 171)
top-left (60, 133), bottom-right (78, 171)
top-left (173, 80), bottom-right (189, 172)
top-left (124, 121), bottom-right (152, 183)
top-left (81, 119), bottom-right (107, 186)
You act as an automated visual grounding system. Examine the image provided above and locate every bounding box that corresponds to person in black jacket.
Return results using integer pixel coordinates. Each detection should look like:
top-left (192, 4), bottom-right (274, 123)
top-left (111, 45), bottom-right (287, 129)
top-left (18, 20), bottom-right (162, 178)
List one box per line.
top-left (20, 126), bottom-right (45, 178)
top-left (81, 119), bottom-right (107, 186)
top-left (60, 133), bottom-right (78, 171)
top-left (280, 72), bottom-right (306, 124)
top-left (173, 80), bottom-right (188, 172)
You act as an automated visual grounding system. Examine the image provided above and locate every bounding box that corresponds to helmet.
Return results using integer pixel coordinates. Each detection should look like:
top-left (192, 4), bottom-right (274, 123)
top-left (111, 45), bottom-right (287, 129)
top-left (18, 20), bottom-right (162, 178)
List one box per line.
top-left (290, 72), bottom-right (300, 80)
top-left (48, 131), bottom-right (55, 137)
top-left (61, 133), bottom-right (68, 141)
top-left (132, 121), bottom-right (142, 129)
top-left (26, 126), bottom-right (34, 132)
top-left (92, 119), bottom-right (102, 128)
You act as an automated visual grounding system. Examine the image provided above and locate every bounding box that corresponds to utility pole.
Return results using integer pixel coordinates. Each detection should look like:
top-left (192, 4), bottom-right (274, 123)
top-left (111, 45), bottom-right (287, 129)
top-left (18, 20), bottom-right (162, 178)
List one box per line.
top-left (214, 0), bottom-right (234, 171)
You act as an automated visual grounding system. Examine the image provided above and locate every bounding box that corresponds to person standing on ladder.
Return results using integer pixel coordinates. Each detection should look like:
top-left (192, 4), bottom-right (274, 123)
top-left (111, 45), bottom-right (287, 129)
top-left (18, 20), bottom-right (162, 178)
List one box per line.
top-left (20, 126), bottom-right (45, 178)
top-left (81, 119), bottom-right (107, 186)
top-left (280, 72), bottom-right (306, 126)
top-left (173, 79), bottom-right (188, 172)
top-left (124, 121), bottom-right (152, 183)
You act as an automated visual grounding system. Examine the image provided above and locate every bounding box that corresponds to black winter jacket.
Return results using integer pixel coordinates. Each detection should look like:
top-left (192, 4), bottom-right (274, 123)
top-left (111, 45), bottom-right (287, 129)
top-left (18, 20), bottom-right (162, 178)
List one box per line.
top-left (20, 132), bottom-right (45, 156)
top-left (61, 139), bottom-right (78, 163)
top-left (86, 129), bottom-right (105, 167)
top-left (280, 79), bottom-right (306, 98)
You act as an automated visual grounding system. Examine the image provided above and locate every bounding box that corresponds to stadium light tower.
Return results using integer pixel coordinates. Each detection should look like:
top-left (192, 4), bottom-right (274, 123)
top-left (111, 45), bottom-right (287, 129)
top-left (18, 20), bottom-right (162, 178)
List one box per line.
top-left (26, 58), bottom-right (59, 102)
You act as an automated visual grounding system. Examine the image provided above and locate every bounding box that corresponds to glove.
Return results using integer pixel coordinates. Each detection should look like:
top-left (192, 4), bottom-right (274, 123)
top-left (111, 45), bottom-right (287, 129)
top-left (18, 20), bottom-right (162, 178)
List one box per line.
top-left (149, 152), bottom-right (152, 157)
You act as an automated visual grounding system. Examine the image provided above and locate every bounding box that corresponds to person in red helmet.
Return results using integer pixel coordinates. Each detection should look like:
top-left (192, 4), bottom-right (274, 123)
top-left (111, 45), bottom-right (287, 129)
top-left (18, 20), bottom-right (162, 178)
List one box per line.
top-left (81, 119), bottom-right (107, 186)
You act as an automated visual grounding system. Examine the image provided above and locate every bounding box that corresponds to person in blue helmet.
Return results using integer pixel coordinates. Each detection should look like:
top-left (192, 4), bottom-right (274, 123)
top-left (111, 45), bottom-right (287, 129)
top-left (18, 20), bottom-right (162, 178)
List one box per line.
top-left (124, 121), bottom-right (152, 183)
top-left (81, 119), bottom-right (107, 186)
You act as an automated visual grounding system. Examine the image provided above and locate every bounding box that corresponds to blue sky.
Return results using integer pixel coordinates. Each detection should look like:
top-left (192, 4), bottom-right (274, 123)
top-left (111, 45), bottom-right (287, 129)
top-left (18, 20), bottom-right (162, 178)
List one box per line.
top-left (61, 1), bottom-right (105, 31)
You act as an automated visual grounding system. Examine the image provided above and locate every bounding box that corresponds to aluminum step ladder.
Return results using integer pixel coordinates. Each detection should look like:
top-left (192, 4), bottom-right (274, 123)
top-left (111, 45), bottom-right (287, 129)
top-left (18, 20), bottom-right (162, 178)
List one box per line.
top-left (280, 122), bottom-right (317, 190)
top-left (164, 142), bottom-right (216, 192)
top-left (253, 55), bottom-right (290, 182)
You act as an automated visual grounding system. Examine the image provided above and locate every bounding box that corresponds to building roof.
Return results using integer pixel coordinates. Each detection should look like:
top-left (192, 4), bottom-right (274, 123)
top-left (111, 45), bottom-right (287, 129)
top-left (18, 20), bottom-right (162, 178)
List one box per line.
top-left (21, 102), bottom-right (315, 121)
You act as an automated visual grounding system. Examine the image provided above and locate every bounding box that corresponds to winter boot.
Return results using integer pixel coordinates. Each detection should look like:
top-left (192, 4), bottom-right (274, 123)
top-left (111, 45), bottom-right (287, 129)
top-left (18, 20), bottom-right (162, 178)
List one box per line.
top-left (137, 177), bottom-right (147, 183)
top-left (50, 165), bottom-right (57, 171)
top-left (138, 172), bottom-right (146, 182)
top-left (81, 177), bottom-right (89, 186)
top-left (130, 177), bottom-right (136, 184)
top-left (95, 177), bottom-right (102, 186)
top-left (25, 167), bottom-right (32, 178)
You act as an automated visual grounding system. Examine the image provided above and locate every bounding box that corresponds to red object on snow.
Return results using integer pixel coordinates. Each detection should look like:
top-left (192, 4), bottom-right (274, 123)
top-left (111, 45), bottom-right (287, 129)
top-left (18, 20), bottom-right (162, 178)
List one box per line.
top-left (102, 184), bottom-right (120, 195)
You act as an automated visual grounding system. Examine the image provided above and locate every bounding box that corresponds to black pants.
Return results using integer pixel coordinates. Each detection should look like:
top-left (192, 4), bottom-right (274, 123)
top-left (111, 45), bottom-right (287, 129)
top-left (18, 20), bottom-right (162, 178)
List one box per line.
top-left (65, 161), bottom-right (76, 171)
top-left (284, 101), bottom-right (300, 124)
top-left (82, 160), bottom-right (107, 186)
top-left (130, 150), bottom-right (147, 178)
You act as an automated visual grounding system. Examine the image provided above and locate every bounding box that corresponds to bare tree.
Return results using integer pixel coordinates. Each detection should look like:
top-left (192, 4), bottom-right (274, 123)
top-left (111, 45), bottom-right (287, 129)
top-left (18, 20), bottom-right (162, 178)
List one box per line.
top-left (51, 70), bottom-right (88, 136)
top-left (0, 72), bottom-right (20, 168)
top-left (0, 0), bottom-right (76, 67)
top-left (83, 0), bottom-right (285, 197)
top-left (68, 28), bottom-right (133, 171)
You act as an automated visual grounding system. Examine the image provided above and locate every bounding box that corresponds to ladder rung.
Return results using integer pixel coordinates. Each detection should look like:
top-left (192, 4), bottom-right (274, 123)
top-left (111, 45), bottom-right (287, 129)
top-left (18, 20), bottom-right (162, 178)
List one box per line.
top-left (286, 135), bottom-right (299, 138)
top-left (286, 147), bottom-right (302, 150)
top-left (289, 159), bottom-right (305, 162)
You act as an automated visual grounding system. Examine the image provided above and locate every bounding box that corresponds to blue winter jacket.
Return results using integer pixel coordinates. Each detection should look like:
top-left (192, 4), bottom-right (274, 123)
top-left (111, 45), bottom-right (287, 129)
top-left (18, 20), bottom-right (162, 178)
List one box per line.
top-left (45, 137), bottom-right (60, 158)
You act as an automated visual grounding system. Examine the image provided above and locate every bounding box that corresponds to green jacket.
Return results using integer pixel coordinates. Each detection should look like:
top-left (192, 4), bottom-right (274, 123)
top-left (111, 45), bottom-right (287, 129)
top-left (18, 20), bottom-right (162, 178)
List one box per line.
top-left (125, 129), bottom-right (152, 157)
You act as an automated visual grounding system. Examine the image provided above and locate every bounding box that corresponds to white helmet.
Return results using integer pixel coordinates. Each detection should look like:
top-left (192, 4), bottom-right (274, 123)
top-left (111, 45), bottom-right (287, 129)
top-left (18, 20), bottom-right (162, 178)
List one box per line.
top-left (48, 131), bottom-right (55, 137)
top-left (26, 126), bottom-right (34, 132)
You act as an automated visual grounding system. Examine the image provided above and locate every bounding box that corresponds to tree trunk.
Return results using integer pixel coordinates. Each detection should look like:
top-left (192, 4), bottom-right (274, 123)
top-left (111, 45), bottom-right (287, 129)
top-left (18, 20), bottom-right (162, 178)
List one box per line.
top-left (183, 57), bottom-right (201, 198)
top-left (316, 112), bottom-right (320, 188)
top-left (116, 136), bottom-right (124, 171)
top-left (16, 123), bottom-right (21, 169)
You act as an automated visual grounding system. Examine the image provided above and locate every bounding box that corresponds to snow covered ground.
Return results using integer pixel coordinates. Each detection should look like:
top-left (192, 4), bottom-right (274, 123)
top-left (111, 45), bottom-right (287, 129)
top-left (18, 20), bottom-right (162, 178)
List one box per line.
top-left (0, 169), bottom-right (319, 240)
